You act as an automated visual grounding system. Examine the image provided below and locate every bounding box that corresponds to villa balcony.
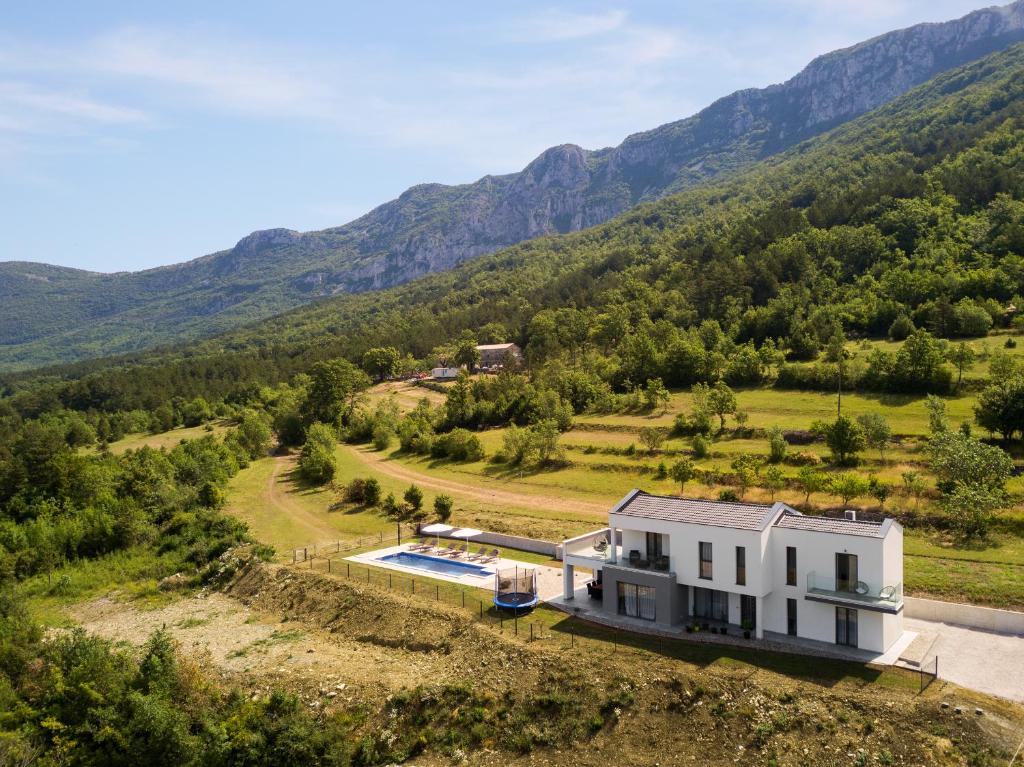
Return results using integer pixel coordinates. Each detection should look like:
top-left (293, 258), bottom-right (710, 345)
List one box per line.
top-left (805, 572), bottom-right (903, 614)
top-left (561, 529), bottom-right (673, 573)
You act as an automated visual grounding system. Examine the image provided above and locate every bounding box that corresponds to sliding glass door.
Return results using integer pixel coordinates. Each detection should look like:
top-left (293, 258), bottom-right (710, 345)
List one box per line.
top-left (693, 587), bottom-right (729, 622)
top-left (836, 607), bottom-right (858, 647)
top-left (617, 582), bottom-right (656, 621)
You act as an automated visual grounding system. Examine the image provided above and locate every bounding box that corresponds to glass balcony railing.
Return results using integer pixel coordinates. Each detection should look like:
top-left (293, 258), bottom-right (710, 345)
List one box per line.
top-left (806, 572), bottom-right (902, 611)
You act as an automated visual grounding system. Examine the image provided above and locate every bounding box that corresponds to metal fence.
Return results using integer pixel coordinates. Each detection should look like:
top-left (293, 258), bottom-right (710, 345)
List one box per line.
top-left (291, 525), bottom-right (416, 564)
top-left (286, 552), bottom-right (935, 691)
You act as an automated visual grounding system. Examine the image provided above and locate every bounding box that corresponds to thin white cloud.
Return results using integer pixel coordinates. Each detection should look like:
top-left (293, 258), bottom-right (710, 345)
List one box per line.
top-left (0, 81), bottom-right (147, 125)
top-left (508, 9), bottom-right (628, 42)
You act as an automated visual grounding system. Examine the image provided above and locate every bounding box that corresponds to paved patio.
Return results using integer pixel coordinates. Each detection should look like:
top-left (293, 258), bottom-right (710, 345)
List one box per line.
top-left (346, 544), bottom-right (588, 600)
top-left (548, 584), bottom-right (918, 666)
top-left (904, 617), bottom-right (1024, 703)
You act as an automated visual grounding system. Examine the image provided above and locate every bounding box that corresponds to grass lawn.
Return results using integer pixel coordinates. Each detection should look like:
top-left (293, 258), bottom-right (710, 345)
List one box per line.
top-left (20, 547), bottom-right (184, 626)
top-left (102, 422), bottom-right (233, 454)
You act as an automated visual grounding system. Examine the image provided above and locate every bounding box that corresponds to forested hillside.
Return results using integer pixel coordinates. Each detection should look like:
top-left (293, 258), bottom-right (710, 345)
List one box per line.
top-left (2, 0), bottom-right (1022, 371)
top-left (5, 42), bottom-right (1024, 415)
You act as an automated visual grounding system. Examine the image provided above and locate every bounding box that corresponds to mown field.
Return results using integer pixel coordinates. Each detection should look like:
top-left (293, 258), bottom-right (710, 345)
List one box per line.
top-left (105, 378), bottom-right (1024, 609)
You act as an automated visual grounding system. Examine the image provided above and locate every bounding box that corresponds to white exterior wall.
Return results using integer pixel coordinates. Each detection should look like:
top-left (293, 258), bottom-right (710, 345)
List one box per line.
top-left (765, 523), bottom-right (903, 653)
top-left (611, 513), bottom-right (769, 597)
top-left (606, 510), bottom-right (904, 653)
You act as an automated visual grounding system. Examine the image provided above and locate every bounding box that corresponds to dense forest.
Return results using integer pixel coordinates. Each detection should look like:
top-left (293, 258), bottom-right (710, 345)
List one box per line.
top-left (4, 44), bottom-right (1024, 421)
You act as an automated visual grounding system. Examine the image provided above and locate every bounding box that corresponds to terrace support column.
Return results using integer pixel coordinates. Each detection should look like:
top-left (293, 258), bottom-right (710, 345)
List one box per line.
top-left (755, 596), bottom-right (764, 639)
top-left (563, 562), bottom-right (575, 600)
top-left (608, 528), bottom-right (617, 564)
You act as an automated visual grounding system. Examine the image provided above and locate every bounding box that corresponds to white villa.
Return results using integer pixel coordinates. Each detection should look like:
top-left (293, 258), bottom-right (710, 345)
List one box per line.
top-left (562, 490), bottom-right (904, 653)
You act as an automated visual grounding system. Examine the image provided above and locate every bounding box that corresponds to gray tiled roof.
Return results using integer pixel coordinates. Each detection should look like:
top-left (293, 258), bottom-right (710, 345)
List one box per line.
top-left (774, 511), bottom-right (887, 538)
top-left (611, 491), bottom-right (781, 531)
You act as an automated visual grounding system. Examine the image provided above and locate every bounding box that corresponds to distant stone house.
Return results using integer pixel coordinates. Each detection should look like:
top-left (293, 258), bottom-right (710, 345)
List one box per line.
top-left (476, 343), bottom-right (522, 370)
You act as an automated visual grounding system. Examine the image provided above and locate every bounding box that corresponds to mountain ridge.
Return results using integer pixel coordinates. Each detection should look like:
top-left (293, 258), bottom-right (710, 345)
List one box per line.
top-left (3, 0), bottom-right (1024, 371)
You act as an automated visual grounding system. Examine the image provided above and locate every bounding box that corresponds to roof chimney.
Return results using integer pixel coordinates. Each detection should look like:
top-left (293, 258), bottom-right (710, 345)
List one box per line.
top-left (844, 510), bottom-right (857, 521)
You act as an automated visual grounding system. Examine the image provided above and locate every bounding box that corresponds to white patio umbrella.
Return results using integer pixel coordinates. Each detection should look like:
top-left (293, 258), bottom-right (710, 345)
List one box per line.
top-left (420, 523), bottom-right (453, 535)
top-left (450, 527), bottom-right (483, 551)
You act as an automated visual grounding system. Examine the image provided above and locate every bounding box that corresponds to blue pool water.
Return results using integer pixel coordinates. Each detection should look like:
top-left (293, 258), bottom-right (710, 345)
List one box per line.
top-left (378, 551), bottom-right (491, 577)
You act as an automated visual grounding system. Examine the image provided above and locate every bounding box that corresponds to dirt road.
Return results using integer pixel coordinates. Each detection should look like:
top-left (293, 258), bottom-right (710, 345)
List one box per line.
top-left (344, 444), bottom-right (609, 517)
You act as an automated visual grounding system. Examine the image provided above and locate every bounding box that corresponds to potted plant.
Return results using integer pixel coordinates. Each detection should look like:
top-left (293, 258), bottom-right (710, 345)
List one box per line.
top-left (741, 620), bottom-right (753, 640)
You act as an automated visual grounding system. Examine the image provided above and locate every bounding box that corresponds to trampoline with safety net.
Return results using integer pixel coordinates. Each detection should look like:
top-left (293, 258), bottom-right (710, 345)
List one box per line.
top-left (493, 565), bottom-right (539, 613)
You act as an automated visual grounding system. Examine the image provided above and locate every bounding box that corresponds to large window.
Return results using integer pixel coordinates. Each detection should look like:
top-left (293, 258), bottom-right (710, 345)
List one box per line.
top-left (735, 546), bottom-right (746, 585)
top-left (786, 546), bottom-right (797, 586)
top-left (836, 553), bottom-right (859, 593)
top-left (617, 582), bottom-right (656, 621)
top-left (836, 607), bottom-right (858, 647)
top-left (693, 587), bottom-right (728, 622)
top-left (699, 541), bottom-right (713, 580)
top-left (787, 598), bottom-right (798, 636)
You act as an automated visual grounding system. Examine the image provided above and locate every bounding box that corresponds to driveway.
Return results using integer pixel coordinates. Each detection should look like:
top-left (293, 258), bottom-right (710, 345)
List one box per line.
top-left (904, 617), bottom-right (1024, 703)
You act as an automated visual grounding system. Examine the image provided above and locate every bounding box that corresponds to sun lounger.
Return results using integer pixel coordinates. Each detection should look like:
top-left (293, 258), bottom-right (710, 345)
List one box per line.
top-left (467, 545), bottom-right (488, 561)
top-left (409, 537), bottom-right (429, 551)
top-left (450, 543), bottom-right (469, 558)
top-left (481, 548), bottom-right (500, 563)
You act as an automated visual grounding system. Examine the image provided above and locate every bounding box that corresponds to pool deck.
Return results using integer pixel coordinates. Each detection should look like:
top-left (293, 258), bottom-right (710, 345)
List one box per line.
top-left (346, 544), bottom-right (589, 600)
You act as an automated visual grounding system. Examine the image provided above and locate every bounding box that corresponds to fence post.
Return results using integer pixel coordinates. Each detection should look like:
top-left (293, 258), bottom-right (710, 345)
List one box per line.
top-left (367, 568), bottom-right (370, 584)
top-left (479, 601), bottom-right (483, 619)
top-left (388, 574), bottom-right (392, 589)
top-left (435, 584), bottom-right (439, 601)
top-left (412, 579), bottom-right (415, 594)
top-left (462, 592), bottom-right (465, 609)
top-left (347, 563), bottom-right (350, 578)
top-left (328, 559), bottom-right (331, 574)
top-left (530, 624), bottom-right (534, 642)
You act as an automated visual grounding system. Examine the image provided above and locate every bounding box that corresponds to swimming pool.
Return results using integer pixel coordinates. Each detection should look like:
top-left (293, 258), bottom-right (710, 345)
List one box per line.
top-left (377, 551), bottom-right (492, 578)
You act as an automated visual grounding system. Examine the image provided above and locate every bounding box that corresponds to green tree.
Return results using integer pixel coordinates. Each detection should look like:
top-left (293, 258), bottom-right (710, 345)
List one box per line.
top-left (926, 430), bottom-right (1013, 494)
top-left (433, 493), bottom-right (454, 522)
top-left (813, 415), bottom-right (865, 465)
top-left (502, 424), bottom-right (534, 465)
top-left (669, 458), bottom-right (696, 494)
top-left (638, 427), bottom-right (666, 454)
top-left (363, 477), bottom-right (381, 506)
top-left (298, 422), bottom-right (337, 485)
top-left (361, 346), bottom-right (401, 382)
top-left (707, 381), bottom-right (737, 432)
top-left (796, 467), bottom-right (827, 506)
top-left (453, 339), bottom-right (481, 371)
top-left (868, 476), bottom-right (891, 511)
top-left (947, 341), bottom-right (976, 391)
top-left (763, 465), bottom-right (785, 502)
top-left (830, 473), bottom-right (870, 506)
top-left (942, 482), bottom-right (1004, 539)
top-left (302, 359), bottom-right (371, 427)
top-left (974, 377), bottom-right (1024, 439)
top-left (529, 420), bottom-right (562, 464)
top-left (403, 484), bottom-right (424, 513)
top-left (925, 394), bottom-right (949, 435)
top-left (691, 433), bottom-right (711, 459)
top-left (856, 412), bottom-right (892, 461)
top-left (181, 397), bottom-right (212, 427)
top-left (901, 471), bottom-right (926, 511)
top-left (642, 378), bottom-right (671, 413)
top-left (767, 426), bottom-right (788, 463)
top-left (730, 454), bottom-right (763, 499)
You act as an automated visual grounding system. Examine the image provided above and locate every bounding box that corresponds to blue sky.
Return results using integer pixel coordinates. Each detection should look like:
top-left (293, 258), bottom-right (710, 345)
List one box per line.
top-left (0, 0), bottom-right (993, 272)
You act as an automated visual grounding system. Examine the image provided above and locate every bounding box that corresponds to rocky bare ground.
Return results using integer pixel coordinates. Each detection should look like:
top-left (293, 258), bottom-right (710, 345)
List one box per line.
top-left (65, 559), bottom-right (1024, 766)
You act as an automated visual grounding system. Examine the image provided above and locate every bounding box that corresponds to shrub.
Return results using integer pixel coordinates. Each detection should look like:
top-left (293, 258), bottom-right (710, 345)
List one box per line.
top-left (692, 434), bottom-right (711, 459)
top-left (718, 489), bottom-right (739, 502)
top-left (767, 426), bottom-right (787, 463)
top-left (433, 494), bottom-right (454, 522)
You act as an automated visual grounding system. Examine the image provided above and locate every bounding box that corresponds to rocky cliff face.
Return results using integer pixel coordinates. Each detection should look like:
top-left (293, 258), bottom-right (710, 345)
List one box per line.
top-left (262, 0), bottom-right (1024, 295)
top-left (3, 1), bottom-right (1024, 368)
